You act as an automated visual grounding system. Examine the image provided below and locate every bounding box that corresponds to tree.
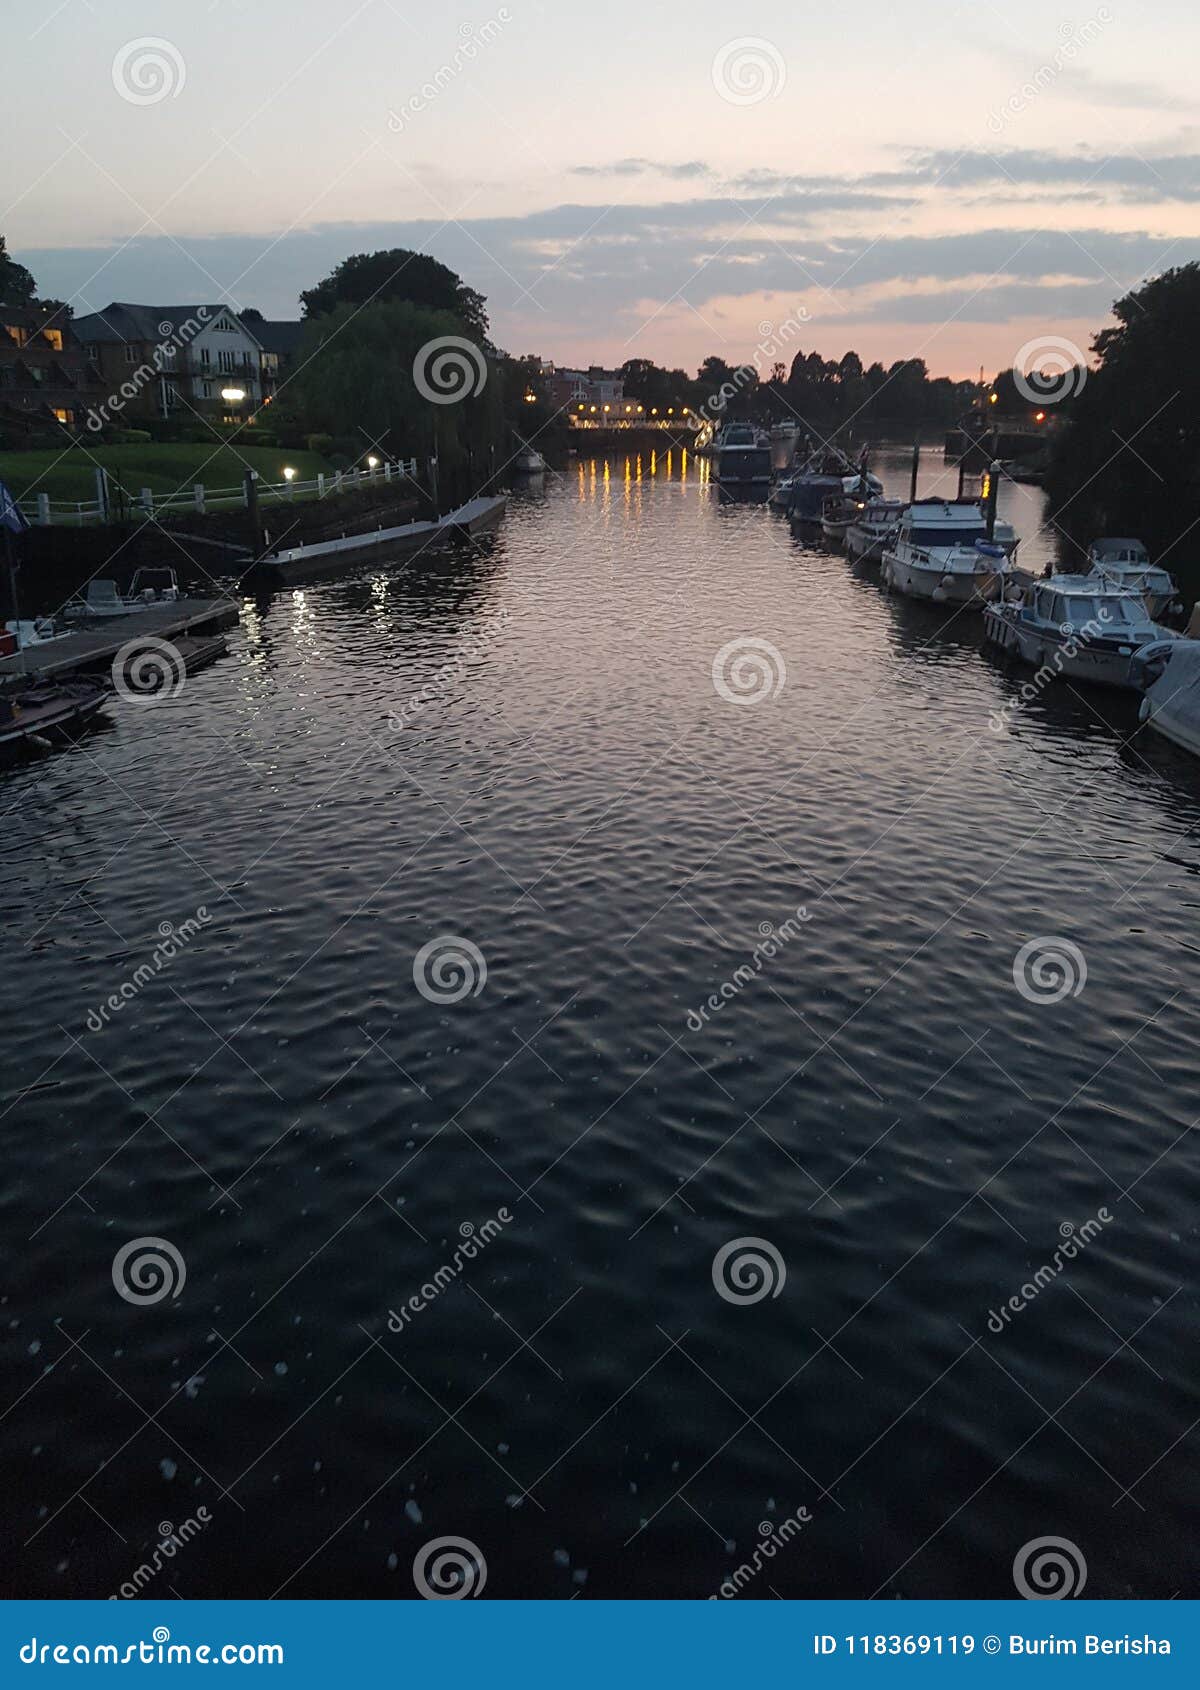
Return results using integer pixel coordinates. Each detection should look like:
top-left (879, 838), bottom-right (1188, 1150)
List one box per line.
top-left (283, 298), bottom-right (499, 482)
top-left (299, 249), bottom-right (488, 337)
top-left (0, 235), bottom-right (36, 307)
top-left (1046, 263), bottom-right (1200, 569)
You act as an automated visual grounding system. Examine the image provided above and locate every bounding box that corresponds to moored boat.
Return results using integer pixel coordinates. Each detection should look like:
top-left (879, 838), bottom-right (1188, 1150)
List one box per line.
top-left (1136, 640), bottom-right (1200, 754)
top-left (845, 498), bottom-right (905, 562)
top-left (983, 576), bottom-right (1176, 689)
top-left (714, 424), bottom-right (771, 490)
top-left (1086, 537), bottom-right (1179, 620)
top-left (0, 677), bottom-right (110, 757)
top-left (881, 501), bottom-right (1016, 604)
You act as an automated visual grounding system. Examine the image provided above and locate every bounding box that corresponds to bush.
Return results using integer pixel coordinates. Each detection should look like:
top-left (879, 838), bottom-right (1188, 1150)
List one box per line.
top-left (306, 433), bottom-right (333, 456)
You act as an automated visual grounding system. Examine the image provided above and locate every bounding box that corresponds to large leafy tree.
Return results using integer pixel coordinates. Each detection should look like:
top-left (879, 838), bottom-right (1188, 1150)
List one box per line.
top-left (1046, 264), bottom-right (1200, 569)
top-left (283, 298), bottom-right (499, 473)
top-left (299, 249), bottom-right (488, 337)
top-left (0, 235), bottom-right (36, 306)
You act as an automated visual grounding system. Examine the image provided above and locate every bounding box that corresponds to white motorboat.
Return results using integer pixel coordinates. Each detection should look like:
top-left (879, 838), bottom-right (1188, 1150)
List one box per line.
top-left (770, 420), bottom-right (799, 443)
top-left (64, 567), bottom-right (180, 620)
top-left (1136, 640), bottom-right (1200, 755)
top-left (845, 498), bottom-right (906, 562)
top-left (881, 501), bottom-right (1016, 604)
top-left (512, 447), bottom-right (546, 474)
top-left (983, 575), bottom-right (1177, 689)
top-left (1086, 537), bottom-right (1179, 620)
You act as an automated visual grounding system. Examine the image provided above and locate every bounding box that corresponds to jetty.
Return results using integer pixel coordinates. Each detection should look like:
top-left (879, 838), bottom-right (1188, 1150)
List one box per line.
top-left (0, 599), bottom-right (239, 682)
top-left (253, 495), bottom-right (507, 587)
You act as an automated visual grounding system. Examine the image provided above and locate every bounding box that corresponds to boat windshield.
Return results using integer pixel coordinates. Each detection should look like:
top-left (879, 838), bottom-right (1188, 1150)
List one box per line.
top-left (909, 526), bottom-right (986, 548)
top-left (1056, 595), bottom-right (1144, 627)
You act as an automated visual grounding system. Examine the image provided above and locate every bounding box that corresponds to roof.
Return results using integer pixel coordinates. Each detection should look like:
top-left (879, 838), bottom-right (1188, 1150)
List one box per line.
top-left (251, 320), bottom-right (304, 356)
top-left (905, 501), bottom-right (984, 524)
top-left (71, 303), bottom-right (258, 348)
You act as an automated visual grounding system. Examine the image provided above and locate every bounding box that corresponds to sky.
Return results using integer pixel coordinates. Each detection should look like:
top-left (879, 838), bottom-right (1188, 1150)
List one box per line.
top-left (4, 0), bottom-right (1198, 380)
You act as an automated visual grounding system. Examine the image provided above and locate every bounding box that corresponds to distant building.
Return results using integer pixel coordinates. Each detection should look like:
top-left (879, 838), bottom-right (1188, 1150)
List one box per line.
top-left (546, 363), bottom-right (626, 412)
top-left (246, 318), bottom-right (304, 406)
top-left (0, 302), bottom-right (104, 434)
top-left (72, 301), bottom-right (265, 425)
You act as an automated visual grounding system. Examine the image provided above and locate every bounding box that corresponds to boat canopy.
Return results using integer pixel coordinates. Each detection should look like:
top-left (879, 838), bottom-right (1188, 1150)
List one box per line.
top-left (1143, 642), bottom-right (1200, 746)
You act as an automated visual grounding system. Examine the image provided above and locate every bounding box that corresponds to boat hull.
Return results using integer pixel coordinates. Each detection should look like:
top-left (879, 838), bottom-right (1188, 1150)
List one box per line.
top-left (882, 553), bottom-right (1005, 605)
top-left (982, 607), bottom-right (1143, 688)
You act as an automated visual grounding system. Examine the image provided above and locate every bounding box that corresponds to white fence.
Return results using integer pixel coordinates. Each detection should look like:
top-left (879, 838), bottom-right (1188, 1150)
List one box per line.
top-left (15, 459), bottom-right (421, 527)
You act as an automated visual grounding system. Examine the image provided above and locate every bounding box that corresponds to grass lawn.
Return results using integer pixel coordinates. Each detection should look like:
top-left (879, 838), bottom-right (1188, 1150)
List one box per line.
top-left (0, 443), bottom-right (337, 504)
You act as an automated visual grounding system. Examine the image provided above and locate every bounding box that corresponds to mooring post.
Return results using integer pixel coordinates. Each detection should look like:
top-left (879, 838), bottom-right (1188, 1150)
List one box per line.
top-left (244, 469), bottom-right (263, 558)
top-left (985, 461), bottom-right (1000, 539)
top-left (909, 442), bottom-right (920, 504)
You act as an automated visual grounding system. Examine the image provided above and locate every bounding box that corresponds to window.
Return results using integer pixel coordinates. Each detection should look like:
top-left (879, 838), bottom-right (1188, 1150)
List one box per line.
top-left (53, 408), bottom-right (72, 424)
top-left (4, 323), bottom-right (27, 347)
top-left (43, 328), bottom-right (64, 351)
top-left (199, 346), bottom-right (211, 368)
top-left (124, 344), bottom-right (139, 363)
top-left (201, 380), bottom-right (212, 398)
top-left (218, 349), bottom-right (236, 373)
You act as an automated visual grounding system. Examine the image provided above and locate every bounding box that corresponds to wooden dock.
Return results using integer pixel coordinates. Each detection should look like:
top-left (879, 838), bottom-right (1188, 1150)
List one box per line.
top-left (0, 599), bottom-right (240, 681)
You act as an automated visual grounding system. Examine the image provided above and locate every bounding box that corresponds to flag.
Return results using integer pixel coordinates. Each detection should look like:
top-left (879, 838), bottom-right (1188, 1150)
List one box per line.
top-left (0, 480), bottom-right (30, 535)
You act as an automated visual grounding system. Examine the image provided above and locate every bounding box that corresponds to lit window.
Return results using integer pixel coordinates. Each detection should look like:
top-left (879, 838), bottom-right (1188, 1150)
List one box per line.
top-left (43, 328), bottom-right (64, 352)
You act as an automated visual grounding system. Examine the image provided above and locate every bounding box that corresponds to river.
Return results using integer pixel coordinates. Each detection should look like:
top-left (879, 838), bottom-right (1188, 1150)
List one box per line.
top-left (2, 443), bottom-right (1197, 1599)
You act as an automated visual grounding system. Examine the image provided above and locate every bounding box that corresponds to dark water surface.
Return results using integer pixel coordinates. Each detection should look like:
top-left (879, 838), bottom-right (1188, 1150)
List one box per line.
top-left (3, 445), bottom-right (1198, 1599)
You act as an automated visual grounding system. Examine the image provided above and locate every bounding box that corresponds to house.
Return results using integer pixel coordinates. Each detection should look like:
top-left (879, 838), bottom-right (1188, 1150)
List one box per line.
top-left (71, 302), bottom-right (266, 426)
top-left (0, 302), bottom-right (104, 435)
top-left (250, 319), bottom-right (304, 406)
top-left (546, 363), bottom-right (626, 412)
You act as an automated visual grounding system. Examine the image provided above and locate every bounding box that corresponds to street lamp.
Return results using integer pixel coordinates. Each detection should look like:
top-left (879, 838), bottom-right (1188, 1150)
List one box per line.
top-left (221, 386), bottom-right (245, 403)
top-left (367, 455), bottom-right (380, 469)
top-left (283, 465), bottom-right (297, 496)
